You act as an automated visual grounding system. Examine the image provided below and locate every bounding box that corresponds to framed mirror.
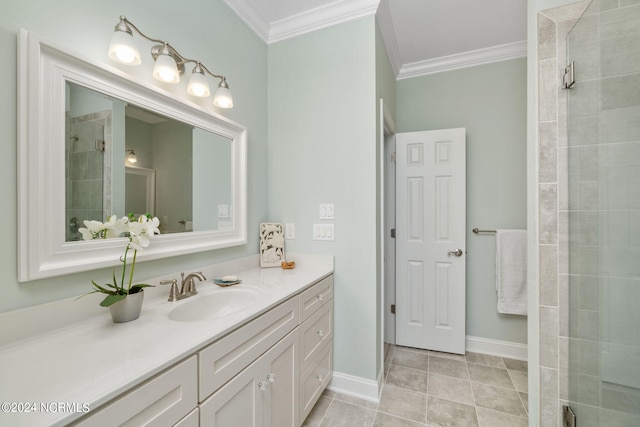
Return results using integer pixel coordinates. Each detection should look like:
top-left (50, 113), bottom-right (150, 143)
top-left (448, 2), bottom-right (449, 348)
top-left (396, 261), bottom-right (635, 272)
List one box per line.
top-left (18, 30), bottom-right (247, 281)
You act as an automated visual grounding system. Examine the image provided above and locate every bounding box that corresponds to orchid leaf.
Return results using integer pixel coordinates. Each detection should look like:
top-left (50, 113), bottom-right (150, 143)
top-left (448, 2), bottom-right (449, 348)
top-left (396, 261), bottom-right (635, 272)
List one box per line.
top-left (91, 280), bottom-right (111, 293)
top-left (99, 293), bottom-right (127, 307)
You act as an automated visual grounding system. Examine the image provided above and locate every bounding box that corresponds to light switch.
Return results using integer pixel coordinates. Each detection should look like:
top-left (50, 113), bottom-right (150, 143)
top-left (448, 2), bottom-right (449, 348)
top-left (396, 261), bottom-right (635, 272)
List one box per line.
top-left (319, 204), bottom-right (335, 220)
top-left (313, 224), bottom-right (335, 241)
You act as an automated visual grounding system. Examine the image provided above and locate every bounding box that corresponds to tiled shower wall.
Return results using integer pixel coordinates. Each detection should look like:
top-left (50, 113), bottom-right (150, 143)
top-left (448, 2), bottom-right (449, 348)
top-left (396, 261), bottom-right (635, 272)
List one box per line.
top-left (537, 1), bottom-right (590, 426)
top-left (65, 110), bottom-right (112, 241)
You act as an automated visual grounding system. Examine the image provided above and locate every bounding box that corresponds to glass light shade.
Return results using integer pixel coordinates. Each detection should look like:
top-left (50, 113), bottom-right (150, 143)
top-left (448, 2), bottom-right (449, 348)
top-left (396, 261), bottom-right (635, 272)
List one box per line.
top-left (153, 53), bottom-right (180, 84)
top-left (108, 31), bottom-right (141, 65)
top-left (126, 151), bottom-right (137, 163)
top-left (213, 86), bottom-right (233, 109)
top-left (187, 71), bottom-right (211, 97)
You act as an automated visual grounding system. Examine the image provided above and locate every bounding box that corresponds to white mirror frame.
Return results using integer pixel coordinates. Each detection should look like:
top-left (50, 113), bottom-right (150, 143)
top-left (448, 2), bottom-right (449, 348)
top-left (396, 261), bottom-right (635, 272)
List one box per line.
top-left (17, 30), bottom-right (247, 281)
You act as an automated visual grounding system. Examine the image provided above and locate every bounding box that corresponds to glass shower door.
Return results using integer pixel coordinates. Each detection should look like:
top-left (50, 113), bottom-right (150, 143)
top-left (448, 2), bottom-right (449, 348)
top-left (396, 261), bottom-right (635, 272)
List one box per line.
top-left (566, 0), bottom-right (640, 424)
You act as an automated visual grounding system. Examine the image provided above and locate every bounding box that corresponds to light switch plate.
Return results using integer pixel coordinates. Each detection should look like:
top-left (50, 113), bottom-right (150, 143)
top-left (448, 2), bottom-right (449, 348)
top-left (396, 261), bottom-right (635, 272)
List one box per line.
top-left (319, 204), bottom-right (335, 220)
top-left (313, 224), bottom-right (334, 241)
top-left (217, 204), bottom-right (229, 218)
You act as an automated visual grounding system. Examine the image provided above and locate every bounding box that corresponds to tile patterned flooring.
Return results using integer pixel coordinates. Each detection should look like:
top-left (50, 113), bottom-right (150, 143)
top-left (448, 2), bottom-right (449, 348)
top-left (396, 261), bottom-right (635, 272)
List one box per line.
top-left (302, 344), bottom-right (529, 427)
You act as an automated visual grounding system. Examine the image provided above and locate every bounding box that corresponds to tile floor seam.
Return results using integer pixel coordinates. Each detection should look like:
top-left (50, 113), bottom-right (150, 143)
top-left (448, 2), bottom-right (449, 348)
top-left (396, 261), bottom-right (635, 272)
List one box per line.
top-left (464, 354), bottom-right (482, 427)
top-left (375, 408), bottom-right (429, 424)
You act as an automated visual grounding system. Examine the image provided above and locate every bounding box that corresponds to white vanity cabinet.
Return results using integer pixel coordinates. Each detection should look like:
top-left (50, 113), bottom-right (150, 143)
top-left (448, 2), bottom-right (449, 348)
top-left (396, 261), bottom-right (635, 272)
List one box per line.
top-left (69, 274), bottom-right (333, 427)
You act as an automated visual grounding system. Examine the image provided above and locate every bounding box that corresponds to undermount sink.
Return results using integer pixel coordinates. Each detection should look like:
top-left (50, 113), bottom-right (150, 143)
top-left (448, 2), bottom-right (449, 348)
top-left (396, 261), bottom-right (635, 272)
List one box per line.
top-left (168, 287), bottom-right (263, 322)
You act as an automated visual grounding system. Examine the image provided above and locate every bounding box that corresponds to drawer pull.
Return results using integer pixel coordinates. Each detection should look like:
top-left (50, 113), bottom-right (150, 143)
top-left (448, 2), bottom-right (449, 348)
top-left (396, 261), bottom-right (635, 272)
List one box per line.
top-left (258, 381), bottom-right (269, 391)
top-left (267, 373), bottom-right (276, 383)
top-left (317, 330), bottom-right (326, 337)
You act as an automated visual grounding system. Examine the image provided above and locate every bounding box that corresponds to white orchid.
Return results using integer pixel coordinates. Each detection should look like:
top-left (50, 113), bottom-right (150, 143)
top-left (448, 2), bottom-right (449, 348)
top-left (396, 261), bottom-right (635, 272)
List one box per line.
top-left (127, 215), bottom-right (160, 250)
top-left (78, 214), bottom-right (161, 307)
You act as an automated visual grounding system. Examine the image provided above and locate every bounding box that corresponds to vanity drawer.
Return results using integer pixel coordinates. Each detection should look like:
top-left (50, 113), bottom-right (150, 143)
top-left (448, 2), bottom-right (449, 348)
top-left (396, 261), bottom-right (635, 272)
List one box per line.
top-left (73, 356), bottom-right (197, 427)
top-left (300, 343), bottom-right (332, 422)
top-left (300, 300), bottom-right (333, 372)
top-left (199, 296), bottom-right (299, 400)
top-left (299, 275), bottom-right (333, 322)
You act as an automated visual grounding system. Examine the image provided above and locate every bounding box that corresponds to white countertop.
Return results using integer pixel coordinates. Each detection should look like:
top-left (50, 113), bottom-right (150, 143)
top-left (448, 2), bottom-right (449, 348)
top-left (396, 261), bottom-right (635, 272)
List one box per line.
top-left (0, 254), bottom-right (333, 426)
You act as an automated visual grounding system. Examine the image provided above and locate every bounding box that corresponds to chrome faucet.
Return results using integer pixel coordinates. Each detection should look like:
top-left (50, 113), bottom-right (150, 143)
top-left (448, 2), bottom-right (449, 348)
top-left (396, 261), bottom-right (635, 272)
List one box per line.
top-left (160, 271), bottom-right (206, 302)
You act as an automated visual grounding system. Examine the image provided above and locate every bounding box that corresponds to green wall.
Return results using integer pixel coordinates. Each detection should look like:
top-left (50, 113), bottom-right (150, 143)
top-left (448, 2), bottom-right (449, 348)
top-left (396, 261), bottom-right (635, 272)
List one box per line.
top-left (397, 58), bottom-right (528, 344)
top-left (0, 0), bottom-right (268, 312)
top-left (268, 16), bottom-right (380, 381)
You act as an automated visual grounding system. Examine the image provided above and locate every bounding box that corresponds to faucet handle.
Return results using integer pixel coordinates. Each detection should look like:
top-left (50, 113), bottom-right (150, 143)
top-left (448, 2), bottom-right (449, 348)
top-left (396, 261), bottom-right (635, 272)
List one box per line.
top-left (160, 279), bottom-right (179, 302)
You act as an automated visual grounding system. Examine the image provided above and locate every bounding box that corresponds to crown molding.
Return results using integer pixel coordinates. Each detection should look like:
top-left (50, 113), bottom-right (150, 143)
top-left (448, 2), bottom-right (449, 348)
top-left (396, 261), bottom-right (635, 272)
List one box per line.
top-left (269, 0), bottom-right (380, 43)
top-left (224, 0), bottom-right (380, 44)
top-left (223, 0), bottom-right (270, 41)
top-left (397, 40), bottom-right (527, 80)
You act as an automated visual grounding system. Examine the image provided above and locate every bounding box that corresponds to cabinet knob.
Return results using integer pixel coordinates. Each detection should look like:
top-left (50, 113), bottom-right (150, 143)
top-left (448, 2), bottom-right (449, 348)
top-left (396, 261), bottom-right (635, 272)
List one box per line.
top-left (317, 330), bottom-right (326, 337)
top-left (317, 294), bottom-right (325, 301)
top-left (317, 374), bottom-right (324, 382)
top-left (267, 373), bottom-right (276, 383)
top-left (258, 381), bottom-right (268, 391)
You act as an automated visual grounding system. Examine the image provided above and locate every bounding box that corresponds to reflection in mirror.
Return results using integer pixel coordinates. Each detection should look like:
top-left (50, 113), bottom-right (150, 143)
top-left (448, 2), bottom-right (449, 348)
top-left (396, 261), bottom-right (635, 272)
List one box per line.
top-left (65, 82), bottom-right (233, 241)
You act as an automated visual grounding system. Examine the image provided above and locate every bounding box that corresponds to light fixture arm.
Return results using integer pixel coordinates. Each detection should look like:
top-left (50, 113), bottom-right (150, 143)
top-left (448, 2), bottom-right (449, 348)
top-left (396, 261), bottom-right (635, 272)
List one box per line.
top-left (117, 16), bottom-right (164, 45)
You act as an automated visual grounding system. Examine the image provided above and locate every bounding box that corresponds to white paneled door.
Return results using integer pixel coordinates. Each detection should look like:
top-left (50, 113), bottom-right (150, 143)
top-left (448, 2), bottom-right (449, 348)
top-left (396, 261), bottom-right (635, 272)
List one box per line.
top-left (395, 129), bottom-right (466, 354)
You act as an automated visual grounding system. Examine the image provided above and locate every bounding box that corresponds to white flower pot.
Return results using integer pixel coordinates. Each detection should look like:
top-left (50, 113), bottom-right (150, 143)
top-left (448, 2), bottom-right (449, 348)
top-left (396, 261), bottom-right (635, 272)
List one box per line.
top-left (108, 290), bottom-right (144, 323)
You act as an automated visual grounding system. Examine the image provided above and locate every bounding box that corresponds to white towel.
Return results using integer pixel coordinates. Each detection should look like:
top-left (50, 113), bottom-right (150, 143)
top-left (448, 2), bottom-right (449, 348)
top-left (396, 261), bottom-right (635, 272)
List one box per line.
top-left (496, 229), bottom-right (527, 315)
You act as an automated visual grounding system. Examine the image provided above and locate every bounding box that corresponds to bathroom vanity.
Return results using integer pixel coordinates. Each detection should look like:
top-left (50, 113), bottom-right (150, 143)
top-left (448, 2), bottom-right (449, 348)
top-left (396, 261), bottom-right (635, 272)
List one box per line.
top-left (0, 255), bottom-right (334, 427)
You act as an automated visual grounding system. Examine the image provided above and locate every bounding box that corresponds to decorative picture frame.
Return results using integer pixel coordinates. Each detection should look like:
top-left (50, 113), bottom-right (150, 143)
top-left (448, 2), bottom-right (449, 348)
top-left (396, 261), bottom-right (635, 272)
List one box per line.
top-left (259, 223), bottom-right (285, 268)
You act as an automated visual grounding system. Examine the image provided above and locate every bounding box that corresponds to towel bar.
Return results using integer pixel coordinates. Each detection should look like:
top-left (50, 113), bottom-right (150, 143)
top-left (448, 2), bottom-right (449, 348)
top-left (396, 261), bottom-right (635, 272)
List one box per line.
top-left (472, 228), bottom-right (496, 234)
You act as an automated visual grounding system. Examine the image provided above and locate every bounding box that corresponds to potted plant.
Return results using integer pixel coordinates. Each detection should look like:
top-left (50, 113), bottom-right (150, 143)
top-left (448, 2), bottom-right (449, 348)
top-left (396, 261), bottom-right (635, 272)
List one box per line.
top-left (79, 214), bottom-right (160, 323)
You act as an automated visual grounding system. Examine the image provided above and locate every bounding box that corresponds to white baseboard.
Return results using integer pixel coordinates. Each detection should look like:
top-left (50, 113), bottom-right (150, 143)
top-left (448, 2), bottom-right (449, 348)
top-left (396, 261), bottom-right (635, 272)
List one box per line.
top-left (465, 335), bottom-right (528, 361)
top-left (327, 371), bottom-right (381, 403)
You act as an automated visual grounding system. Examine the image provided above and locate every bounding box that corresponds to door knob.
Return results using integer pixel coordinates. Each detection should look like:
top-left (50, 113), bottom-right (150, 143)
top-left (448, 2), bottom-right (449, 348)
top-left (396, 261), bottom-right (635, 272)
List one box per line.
top-left (448, 249), bottom-right (463, 257)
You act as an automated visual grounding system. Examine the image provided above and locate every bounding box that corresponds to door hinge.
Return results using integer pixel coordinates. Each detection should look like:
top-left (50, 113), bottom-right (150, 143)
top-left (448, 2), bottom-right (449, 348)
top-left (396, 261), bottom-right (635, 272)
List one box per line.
top-left (95, 139), bottom-right (105, 152)
top-left (390, 228), bottom-right (396, 238)
top-left (390, 152), bottom-right (396, 163)
top-left (390, 304), bottom-right (396, 314)
top-left (562, 61), bottom-right (575, 90)
top-left (562, 405), bottom-right (576, 427)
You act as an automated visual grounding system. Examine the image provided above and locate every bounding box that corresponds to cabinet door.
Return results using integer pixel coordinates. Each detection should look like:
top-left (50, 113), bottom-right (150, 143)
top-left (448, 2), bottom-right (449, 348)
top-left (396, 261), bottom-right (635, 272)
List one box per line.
top-left (200, 360), bottom-right (263, 427)
top-left (262, 330), bottom-right (299, 427)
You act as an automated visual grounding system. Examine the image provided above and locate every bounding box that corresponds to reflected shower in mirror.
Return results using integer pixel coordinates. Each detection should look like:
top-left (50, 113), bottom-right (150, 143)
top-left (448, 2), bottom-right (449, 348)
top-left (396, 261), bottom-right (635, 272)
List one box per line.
top-left (65, 82), bottom-right (233, 241)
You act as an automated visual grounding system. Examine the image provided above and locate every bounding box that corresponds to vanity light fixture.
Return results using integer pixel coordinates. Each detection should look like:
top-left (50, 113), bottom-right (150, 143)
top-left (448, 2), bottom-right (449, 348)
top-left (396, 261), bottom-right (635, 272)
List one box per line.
top-left (126, 149), bottom-right (138, 164)
top-left (108, 16), bottom-right (234, 108)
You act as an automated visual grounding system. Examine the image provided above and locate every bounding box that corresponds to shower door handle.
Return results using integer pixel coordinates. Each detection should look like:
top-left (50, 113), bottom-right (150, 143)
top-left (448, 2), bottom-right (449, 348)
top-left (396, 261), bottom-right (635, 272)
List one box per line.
top-left (448, 249), bottom-right (463, 257)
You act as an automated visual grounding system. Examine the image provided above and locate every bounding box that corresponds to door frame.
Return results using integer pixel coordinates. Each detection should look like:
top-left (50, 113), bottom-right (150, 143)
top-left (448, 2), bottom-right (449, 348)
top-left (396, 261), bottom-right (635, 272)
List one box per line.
top-left (379, 98), bottom-right (396, 388)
